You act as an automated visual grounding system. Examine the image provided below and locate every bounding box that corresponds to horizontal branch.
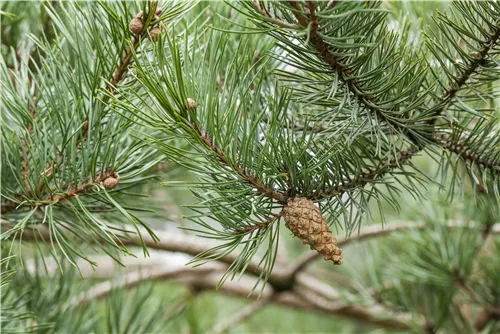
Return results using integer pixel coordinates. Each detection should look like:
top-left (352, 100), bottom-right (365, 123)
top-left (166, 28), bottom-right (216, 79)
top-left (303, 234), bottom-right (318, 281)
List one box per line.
top-left (294, 274), bottom-right (417, 331)
top-left (232, 212), bottom-right (283, 235)
top-left (435, 135), bottom-right (500, 174)
top-left (210, 293), bottom-right (273, 334)
top-left (1, 169), bottom-right (119, 216)
top-left (74, 265), bottom-right (219, 308)
top-left (309, 146), bottom-right (419, 201)
top-left (33, 253), bottom-right (418, 331)
top-left (9, 218), bottom-right (499, 292)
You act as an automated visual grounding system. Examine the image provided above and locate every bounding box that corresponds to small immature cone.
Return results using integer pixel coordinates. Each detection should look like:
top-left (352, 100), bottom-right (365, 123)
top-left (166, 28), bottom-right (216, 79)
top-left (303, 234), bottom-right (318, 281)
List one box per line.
top-left (283, 197), bottom-right (343, 264)
top-left (103, 173), bottom-right (120, 190)
top-left (148, 27), bottom-right (161, 41)
top-left (187, 98), bottom-right (197, 110)
top-left (130, 13), bottom-right (144, 36)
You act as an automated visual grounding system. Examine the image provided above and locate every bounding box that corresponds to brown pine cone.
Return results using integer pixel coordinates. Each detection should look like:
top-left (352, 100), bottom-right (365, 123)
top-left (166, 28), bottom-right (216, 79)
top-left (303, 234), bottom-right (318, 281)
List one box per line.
top-left (283, 197), bottom-right (343, 264)
top-left (103, 173), bottom-right (120, 190)
top-left (130, 13), bottom-right (144, 36)
top-left (148, 27), bottom-right (161, 41)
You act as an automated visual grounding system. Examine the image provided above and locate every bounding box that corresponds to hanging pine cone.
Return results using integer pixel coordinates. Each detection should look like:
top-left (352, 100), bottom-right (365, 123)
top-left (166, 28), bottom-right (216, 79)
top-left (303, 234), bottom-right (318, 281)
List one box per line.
top-left (283, 197), bottom-right (343, 264)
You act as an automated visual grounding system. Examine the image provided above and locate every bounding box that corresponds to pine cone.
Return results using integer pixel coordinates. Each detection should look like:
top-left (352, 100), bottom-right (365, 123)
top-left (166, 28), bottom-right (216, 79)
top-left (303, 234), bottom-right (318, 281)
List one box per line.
top-left (130, 13), bottom-right (144, 36)
top-left (103, 173), bottom-right (120, 190)
top-left (283, 197), bottom-right (343, 264)
top-left (148, 27), bottom-right (161, 41)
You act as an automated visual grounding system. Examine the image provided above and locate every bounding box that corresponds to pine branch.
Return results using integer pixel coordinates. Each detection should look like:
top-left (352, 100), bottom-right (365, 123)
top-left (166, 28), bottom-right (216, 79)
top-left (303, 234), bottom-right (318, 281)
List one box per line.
top-left (191, 121), bottom-right (288, 204)
top-left (435, 133), bottom-right (500, 174)
top-left (308, 146), bottom-right (419, 201)
top-left (283, 0), bottom-right (422, 144)
top-left (249, 0), bottom-right (499, 189)
top-left (37, 5), bottom-right (158, 195)
top-left (0, 168), bottom-right (120, 214)
top-left (0, 3), bottom-right (173, 222)
top-left (424, 10), bottom-right (500, 174)
top-left (232, 212), bottom-right (283, 235)
top-left (429, 24), bottom-right (500, 122)
top-left (247, 1), bottom-right (425, 204)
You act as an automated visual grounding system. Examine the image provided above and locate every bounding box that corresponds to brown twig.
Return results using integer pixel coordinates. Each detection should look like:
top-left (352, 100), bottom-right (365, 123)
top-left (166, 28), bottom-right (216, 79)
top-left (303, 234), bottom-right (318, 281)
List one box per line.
top-left (309, 145), bottom-right (419, 201)
top-left (294, 274), bottom-right (418, 331)
top-left (1, 201), bottom-right (19, 215)
top-left (73, 21), bottom-right (148, 154)
top-left (74, 265), bottom-right (219, 308)
top-left (288, 119), bottom-right (328, 133)
top-left (434, 134), bottom-right (500, 175)
top-left (232, 212), bottom-right (283, 235)
top-left (6, 168), bottom-right (117, 211)
top-left (250, 1), bottom-right (299, 29)
top-left (307, 1), bottom-right (318, 38)
top-left (48, 170), bottom-right (117, 204)
top-left (191, 122), bottom-right (288, 204)
top-left (288, 1), bottom-right (308, 27)
top-left (210, 293), bottom-right (273, 334)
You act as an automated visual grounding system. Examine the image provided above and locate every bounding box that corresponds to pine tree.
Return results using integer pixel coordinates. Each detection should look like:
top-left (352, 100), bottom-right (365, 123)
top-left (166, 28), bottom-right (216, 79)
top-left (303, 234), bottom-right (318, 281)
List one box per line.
top-left (1, 1), bottom-right (499, 333)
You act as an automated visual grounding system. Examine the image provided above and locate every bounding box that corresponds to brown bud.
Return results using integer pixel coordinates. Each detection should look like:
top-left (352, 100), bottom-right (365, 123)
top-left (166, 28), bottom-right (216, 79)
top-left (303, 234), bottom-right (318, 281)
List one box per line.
top-left (187, 98), bottom-right (197, 110)
top-left (148, 27), bottom-right (161, 41)
top-left (103, 175), bottom-right (119, 189)
top-left (130, 14), bottom-right (144, 36)
top-left (283, 197), bottom-right (343, 264)
top-left (155, 8), bottom-right (162, 15)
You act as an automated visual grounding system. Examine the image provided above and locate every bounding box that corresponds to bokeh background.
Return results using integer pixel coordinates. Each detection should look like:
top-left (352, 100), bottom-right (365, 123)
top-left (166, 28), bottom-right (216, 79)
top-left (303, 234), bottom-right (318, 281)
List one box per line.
top-left (2, 1), bottom-right (499, 333)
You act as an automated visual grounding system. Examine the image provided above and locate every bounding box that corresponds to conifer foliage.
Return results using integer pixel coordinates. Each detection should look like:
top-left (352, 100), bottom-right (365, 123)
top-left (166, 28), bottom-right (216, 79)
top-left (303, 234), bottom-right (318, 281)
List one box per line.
top-left (1, 0), bottom-right (500, 332)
